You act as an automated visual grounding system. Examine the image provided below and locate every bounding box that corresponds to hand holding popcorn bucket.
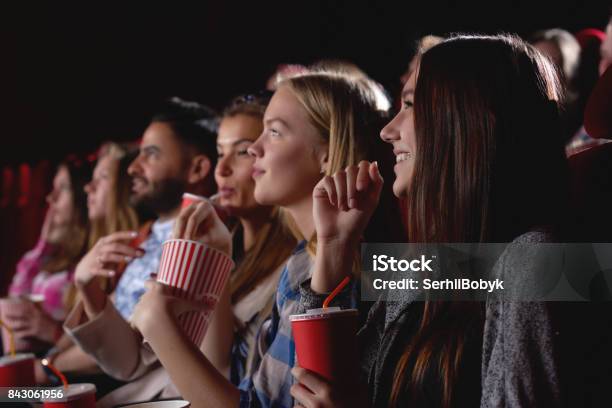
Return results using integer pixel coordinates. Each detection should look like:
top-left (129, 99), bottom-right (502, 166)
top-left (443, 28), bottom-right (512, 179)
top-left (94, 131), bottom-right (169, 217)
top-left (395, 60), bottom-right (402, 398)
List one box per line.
top-left (156, 239), bottom-right (233, 347)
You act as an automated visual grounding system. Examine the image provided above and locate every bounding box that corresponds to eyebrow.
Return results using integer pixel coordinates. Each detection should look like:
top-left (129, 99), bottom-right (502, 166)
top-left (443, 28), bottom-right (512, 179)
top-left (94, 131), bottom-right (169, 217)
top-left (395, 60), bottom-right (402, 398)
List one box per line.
top-left (401, 89), bottom-right (415, 100)
top-left (264, 117), bottom-right (290, 129)
top-left (217, 139), bottom-right (254, 148)
top-left (141, 145), bottom-right (161, 154)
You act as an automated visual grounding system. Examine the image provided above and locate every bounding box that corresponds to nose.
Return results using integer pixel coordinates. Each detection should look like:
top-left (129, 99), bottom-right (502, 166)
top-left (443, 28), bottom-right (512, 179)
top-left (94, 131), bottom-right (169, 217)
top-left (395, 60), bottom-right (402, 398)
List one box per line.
top-left (215, 155), bottom-right (232, 178)
top-left (247, 136), bottom-right (263, 158)
top-left (127, 154), bottom-right (143, 176)
top-left (84, 180), bottom-right (93, 194)
top-left (46, 190), bottom-right (56, 205)
top-left (380, 113), bottom-right (402, 144)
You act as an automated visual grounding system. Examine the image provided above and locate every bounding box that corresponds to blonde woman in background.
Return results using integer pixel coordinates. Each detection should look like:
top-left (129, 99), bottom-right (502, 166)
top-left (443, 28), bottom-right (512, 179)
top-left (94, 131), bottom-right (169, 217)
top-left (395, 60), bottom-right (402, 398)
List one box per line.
top-left (36, 142), bottom-right (142, 387)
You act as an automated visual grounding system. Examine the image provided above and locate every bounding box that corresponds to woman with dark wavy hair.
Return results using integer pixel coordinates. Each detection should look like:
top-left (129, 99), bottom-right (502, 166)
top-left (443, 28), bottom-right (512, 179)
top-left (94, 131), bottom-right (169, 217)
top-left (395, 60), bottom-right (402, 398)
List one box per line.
top-left (292, 34), bottom-right (568, 408)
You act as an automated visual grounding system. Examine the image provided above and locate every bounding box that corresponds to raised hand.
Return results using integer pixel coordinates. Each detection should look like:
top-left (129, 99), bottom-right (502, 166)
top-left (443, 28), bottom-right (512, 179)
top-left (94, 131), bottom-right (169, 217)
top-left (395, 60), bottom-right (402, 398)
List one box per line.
top-left (131, 278), bottom-right (214, 339)
top-left (173, 200), bottom-right (232, 257)
top-left (310, 161), bottom-right (383, 293)
top-left (74, 231), bottom-right (145, 287)
top-left (313, 160), bottom-right (383, 246)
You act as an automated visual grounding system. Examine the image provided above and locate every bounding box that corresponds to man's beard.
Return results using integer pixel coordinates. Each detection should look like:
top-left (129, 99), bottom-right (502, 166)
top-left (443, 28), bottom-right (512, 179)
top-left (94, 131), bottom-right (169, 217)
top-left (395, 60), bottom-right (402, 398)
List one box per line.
top-left (130, 177), bottom-right (185, 216)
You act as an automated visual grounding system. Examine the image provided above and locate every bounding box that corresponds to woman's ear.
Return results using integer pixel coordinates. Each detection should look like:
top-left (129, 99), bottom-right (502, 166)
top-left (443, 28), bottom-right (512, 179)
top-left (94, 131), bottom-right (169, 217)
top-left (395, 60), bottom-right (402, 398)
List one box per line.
top-left (187, 155), bottom-right (211, 184)
top-left (318, 149), bottom-right (329, 174)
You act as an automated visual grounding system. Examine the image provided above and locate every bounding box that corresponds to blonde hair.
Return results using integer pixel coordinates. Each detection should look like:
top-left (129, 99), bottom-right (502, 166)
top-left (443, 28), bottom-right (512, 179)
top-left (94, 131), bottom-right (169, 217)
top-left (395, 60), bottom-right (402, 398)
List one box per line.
top-left (87, 142), bottom-right (140, 248)
top-left (277, 72), bottom-right (386, 255)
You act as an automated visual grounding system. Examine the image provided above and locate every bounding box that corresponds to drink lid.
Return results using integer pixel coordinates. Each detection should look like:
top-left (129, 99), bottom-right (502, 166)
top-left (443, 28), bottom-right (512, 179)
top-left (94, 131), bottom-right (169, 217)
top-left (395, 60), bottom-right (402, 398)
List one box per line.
top-left (289, 307), bottom-right (358, 321)
top-left (0, 353), bottom-right (35, 366)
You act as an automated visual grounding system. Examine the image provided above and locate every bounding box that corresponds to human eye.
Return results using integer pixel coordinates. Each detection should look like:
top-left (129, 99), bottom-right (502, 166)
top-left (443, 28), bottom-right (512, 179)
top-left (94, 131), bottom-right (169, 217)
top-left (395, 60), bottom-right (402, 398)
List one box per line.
top-left (237, 149), bottom-right (250, 156)
top-left (269, 128), bottom-right (281, 137)
top-left (402, 100), bottom-right (414, 110)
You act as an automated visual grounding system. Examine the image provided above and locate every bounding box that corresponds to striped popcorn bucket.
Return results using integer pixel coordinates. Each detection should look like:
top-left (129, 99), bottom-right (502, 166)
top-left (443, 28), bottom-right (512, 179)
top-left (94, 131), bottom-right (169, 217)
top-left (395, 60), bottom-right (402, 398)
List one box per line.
top-left (157, 239), bottom-right (234, 347)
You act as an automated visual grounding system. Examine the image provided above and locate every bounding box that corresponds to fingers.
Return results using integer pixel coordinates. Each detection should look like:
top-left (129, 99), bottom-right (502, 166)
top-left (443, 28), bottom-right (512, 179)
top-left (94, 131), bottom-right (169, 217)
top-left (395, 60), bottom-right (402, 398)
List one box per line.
top-left (184, 201), bottom-right (214, 240)
top-left (173, 204), bottom-right (197, 239)
top-left (333, 170), bottom-right (348, 211)
top-left (291, 367), bottom-right (329, 396)
top-left (320, 161), bottom-right (383, 211)
top-left (91, 268), bottom-right (117, 278)
top-left (100, 242), bottom-right (145, 259)
top-left (345, 165), bottom-right (358, 209)
top-left (356, 160), bottom-right (371, 192)
top-left (99, 231), bottom-right (139, 246)
top-left (313, 176), bottom-right (337, 207)
top-left (368, 161), bottom-right (384, 198)
top-left (290, 383), bottom-right (316, 408)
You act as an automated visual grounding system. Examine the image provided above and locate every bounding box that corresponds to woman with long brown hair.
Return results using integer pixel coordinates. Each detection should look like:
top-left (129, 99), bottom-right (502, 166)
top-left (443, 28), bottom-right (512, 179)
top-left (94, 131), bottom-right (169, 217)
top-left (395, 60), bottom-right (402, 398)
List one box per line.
top-left (291, 34), bottom-right (568, 407)
top-left (203, 92), bottom-right (297, 383)
top-left (7, 159), bottom-right (91, 349)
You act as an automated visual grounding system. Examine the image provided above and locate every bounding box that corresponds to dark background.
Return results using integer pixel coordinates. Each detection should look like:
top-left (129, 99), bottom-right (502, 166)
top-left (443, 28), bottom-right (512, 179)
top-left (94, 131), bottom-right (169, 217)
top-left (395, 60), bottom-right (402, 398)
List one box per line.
top-left (0, 1), bottom-right (610, 288)
top-left (1, 1), bottom-right (610, 164)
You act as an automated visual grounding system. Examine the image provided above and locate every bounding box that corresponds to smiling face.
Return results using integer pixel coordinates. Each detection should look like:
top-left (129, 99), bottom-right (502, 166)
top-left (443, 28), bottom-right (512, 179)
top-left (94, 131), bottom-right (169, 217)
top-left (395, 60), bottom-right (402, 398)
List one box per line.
top-left (127, 121), bottom-right (189, 215)
top-left (380, 71), bottom-right (417, 197)
top-left (84, 155), bottom-right (115, 220)
top-left (214, 114), bottom-right (263, 216)
top-left (247, 85), bottom-right (327, 207)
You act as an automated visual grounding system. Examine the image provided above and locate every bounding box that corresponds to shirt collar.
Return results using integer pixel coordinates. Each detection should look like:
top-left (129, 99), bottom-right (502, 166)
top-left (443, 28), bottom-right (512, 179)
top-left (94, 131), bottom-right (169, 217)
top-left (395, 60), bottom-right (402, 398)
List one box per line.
top-left (151, 218), bottom-right (175, 241)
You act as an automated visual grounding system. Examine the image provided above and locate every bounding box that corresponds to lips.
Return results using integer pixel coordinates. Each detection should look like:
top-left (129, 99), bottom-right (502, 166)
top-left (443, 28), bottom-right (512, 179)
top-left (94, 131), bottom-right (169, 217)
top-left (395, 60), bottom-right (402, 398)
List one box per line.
top-left (218, 187), bottom-right (235, 198)
top-left (252, 167), bottom-right (265, 178)
top-left (131, 177), bottom-right (148, 192)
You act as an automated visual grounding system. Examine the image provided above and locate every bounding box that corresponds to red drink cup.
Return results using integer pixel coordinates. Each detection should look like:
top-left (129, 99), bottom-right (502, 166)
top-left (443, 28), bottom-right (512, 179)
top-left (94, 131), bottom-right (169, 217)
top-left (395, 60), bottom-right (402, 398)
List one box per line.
top-left (181, 193), bottom-right (206, 209)
top-left (116, 400), bottom-right (191, 407)
top-left (0, 295), bottom-right (45, 352)
top-left (290, 307), bottom-right (359, 387)
top-left (42, 383), bottom-right (96, 408)
top-left (0, 353), bottom-right (35, 387)
top-left (157, 239), bottom-right (234, 347)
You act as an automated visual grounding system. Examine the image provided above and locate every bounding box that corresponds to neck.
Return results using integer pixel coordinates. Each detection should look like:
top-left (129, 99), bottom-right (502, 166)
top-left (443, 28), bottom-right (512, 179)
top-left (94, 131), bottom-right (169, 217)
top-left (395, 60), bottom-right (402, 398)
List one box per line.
top-left (157, 205), bottom-right (181, 222)
top-left (240, 214), bottom-right (268, 252)
top-left (286, 196), bottom-right (315, 241)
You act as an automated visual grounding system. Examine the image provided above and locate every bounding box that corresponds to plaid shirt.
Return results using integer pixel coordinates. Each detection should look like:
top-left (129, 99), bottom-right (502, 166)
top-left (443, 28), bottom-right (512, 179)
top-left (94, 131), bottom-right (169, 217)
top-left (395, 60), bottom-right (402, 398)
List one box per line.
top-left (238, 241), bottom-right (311, 408)
top-left (114, 218), bottom-right (174, 320)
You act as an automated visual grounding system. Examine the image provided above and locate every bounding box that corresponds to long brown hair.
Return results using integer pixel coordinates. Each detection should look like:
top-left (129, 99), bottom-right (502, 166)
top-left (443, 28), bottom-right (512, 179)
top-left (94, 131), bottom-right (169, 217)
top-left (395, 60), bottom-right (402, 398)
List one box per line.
top-left (390, 34), bottom-right (568, 407)
top-left (220, 93), bottom-right (297, 305)
top-left (41, 160), bottom-right (91, 273)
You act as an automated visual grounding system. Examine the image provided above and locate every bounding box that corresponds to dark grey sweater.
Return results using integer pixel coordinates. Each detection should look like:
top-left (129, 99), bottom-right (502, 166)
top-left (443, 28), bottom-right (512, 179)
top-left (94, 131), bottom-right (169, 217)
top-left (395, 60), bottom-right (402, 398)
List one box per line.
top-left (300, 231), bottom-right (561, 407)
